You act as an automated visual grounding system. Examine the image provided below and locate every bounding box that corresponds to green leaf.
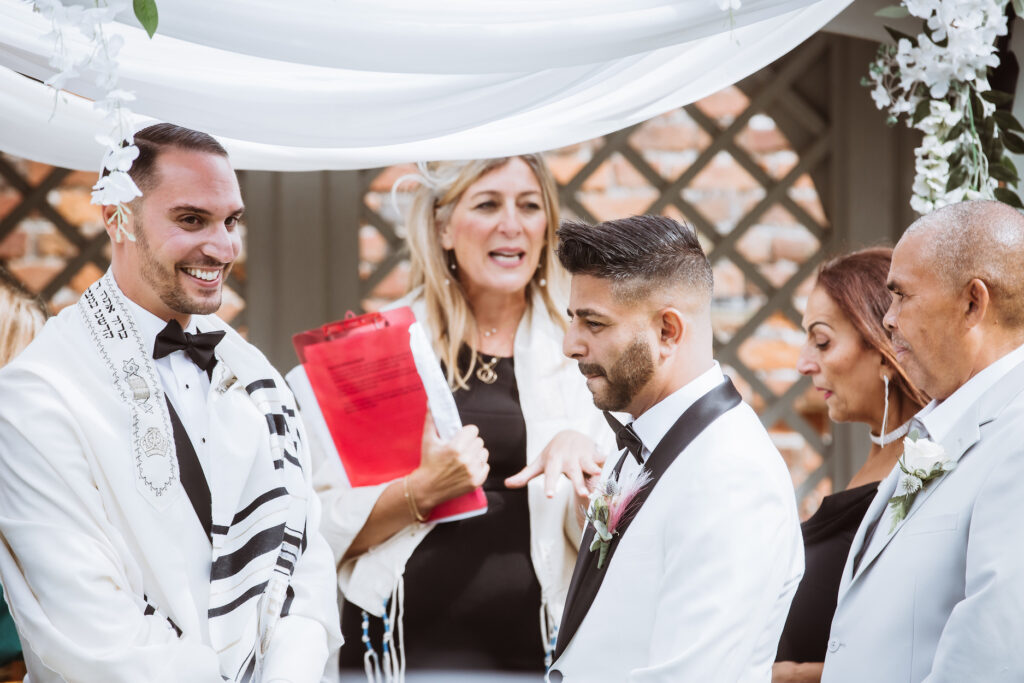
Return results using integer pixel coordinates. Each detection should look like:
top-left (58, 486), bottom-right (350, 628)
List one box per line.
top-left (995, 187), bottom-right (1024, 208)
top-left (982, 90), bottom-right (1015, 107)
top-left (885, 26), bottom-right (917, 47)
top-left (995, 110), bottom-right (1024, 133)
top-left (1015, 0), bottom-right (1024, 17)
top-left (989, 162), bottom-right (1019, 184)
top-left (912, 99), bottom-right (932, 125)
top-left (1004, 132), bottom-right (1024, 154)
top-left (946, 121), bottom-right (966, 141)
top-left (1004, 155), bottom-right (1018, 175)
top-left (971, 92), bottom-right (985, 122)
top-left (133, 0), bottom-right (159, 39)
top-left (946, 165), bottom-right (968, 192)
top-left (875, 5), bottom-right (911, 18)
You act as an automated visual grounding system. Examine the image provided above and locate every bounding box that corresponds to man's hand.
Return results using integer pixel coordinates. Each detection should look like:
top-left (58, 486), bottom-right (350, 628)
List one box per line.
top-left (504, 429), bottom-right (604, 498)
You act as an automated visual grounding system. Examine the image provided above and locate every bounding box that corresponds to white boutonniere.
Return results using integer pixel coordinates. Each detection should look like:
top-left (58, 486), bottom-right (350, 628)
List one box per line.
top-left (887, 429), bottom-right (955, 533)
top-left (585, 469), bottom-right (652, 569)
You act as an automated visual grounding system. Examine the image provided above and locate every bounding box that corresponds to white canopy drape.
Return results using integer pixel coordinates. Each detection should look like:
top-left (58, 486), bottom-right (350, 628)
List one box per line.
top-left (0, 0), bottom-right (852, 171)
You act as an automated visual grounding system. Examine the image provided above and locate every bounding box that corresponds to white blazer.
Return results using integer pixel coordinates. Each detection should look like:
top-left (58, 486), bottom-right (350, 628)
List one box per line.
top-left (552, 372), bottom-right (803, 682)
top-left (823, 354), bottom-right (1024, 683)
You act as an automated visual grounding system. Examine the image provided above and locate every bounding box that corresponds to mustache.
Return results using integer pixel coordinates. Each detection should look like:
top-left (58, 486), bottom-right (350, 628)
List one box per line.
top-left (577, 362), bottom-right (606, 378)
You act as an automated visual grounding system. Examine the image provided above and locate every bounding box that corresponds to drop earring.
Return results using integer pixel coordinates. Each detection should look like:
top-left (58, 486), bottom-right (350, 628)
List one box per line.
top-left (869, 373), bottom-right (910, 446)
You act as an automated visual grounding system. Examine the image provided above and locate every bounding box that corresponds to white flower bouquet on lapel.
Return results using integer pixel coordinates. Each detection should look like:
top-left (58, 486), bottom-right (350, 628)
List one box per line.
top-left (887, 429), bottom-right (955, 532)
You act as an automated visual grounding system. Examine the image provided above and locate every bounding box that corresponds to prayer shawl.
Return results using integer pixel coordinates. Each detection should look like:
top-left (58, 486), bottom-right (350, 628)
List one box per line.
top-left (0, 271), bottom-right (340, 683)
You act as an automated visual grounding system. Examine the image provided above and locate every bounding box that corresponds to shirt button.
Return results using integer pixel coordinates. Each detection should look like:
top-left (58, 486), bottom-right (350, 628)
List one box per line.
top-left (201, 437), bottom-right (206, 444)
top-left (828, 639), bottom-right (842, 653)
top-left (185, 384), bottom-right (190, 390)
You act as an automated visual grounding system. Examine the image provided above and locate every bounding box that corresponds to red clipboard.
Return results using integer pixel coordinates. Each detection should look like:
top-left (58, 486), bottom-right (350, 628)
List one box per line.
top-left (293, 307), bottom-right (487, 523)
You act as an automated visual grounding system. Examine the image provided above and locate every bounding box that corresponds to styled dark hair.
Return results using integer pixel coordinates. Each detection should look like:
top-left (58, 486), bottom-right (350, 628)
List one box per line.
top-left (556, 215), bottom-right (713, 304)
top-left (816, 247), bottom-right (928, 408)
top-left (104, 123), bottom-right (229, 196)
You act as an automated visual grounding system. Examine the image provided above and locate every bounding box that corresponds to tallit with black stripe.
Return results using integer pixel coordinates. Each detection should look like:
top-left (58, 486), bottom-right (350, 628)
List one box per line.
top-left (78, 272), bottom-right (309, 682)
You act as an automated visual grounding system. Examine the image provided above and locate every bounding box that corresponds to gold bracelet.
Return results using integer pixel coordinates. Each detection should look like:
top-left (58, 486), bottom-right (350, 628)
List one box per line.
top-left (403, 475), bottom-right (427, 523)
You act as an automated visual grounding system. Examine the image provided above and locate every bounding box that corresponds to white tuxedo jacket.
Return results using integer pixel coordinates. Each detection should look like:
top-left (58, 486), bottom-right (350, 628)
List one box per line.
top-left (823, 355), bottom-right (1024, 683)
top-left (552, 381), bottom-right (803, 682)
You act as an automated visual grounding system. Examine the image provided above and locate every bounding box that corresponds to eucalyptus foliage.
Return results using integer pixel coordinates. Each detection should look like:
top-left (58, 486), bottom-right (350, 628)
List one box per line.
top-left (865, 1), bottom-right (1024, 214)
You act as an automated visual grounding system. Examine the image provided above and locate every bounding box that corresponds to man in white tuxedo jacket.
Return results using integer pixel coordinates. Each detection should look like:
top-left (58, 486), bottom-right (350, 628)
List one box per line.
top-left (549, 215), bottom-right (803, 682)
top-left (822, 200), bottom-right (1024, 682)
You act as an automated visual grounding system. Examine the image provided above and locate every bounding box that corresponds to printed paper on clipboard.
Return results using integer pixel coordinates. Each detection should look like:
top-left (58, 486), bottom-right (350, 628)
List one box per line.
top-left (293, 307), bottom-right (487, 523)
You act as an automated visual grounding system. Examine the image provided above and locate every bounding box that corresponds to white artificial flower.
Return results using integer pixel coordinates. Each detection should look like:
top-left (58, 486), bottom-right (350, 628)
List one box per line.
top-left (871, 86), bottom-right (891, 109)
top-left (90, 171), bottom-right (141, 207)
top-left (101, 144), bottom-right (139, 173)
top-left (903, 435), bottom-right (952, 474)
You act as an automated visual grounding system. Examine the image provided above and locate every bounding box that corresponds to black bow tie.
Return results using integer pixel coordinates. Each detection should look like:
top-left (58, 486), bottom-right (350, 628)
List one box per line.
top-left (603, 411), bottom-right (644, 465)
top-left (153, 319), bottom-right (225, 378)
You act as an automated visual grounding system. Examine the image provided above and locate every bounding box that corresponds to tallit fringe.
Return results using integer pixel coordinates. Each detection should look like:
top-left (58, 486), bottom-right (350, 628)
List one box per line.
top-left (362, 575), bottom-right (406, 683)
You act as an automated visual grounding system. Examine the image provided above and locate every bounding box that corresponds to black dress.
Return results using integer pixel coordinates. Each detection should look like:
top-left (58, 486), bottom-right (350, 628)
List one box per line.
top-left (775, 481), bottom-right (879, 663)
top-left (340, 353), bottom-right (545, 672)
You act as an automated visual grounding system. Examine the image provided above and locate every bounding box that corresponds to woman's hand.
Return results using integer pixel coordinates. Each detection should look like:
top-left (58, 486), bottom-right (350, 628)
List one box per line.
top-left (772, 662), bottom-right (824, 683)
top-left (504, 429), bottom-right (604, 498)
top-left (407, 414), bottom-right (489, 514)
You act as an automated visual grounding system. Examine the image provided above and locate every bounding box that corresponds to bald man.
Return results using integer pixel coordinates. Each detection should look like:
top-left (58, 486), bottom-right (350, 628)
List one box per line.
top-left (822, 200), bottom-right (1024, 683)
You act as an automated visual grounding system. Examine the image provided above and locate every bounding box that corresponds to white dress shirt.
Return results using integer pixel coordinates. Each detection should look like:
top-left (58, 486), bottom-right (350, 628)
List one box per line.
top-left (617, 362), bottom-right (724, 479)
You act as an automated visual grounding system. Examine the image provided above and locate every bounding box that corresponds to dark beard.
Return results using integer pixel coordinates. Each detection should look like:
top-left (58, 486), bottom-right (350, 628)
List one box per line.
top-left (136, 218), bottom-right (224, 316)
top-left (578, 336), bottom-right (655, 412)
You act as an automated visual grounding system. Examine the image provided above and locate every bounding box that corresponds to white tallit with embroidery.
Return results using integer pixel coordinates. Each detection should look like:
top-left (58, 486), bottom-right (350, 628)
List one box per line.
top-left (0, 271), bottom-right (340, 683)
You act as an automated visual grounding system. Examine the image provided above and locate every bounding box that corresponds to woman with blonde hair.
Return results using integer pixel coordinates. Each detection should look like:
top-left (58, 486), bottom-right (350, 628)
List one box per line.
top-left (0, 266), bottom-right (48, 682)
top-left (291, 155), bottom-right (612, 678)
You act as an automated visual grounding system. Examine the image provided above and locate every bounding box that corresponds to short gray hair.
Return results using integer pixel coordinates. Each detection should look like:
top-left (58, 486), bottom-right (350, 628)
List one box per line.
top-left (905, 200), bottom-right (1024, 327)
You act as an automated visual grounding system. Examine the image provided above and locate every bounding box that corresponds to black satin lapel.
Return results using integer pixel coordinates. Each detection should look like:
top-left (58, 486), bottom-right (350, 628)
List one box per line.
top-left (165, 396), bottom-right (213, 544)
top-left (554, 378), bottom-right (742, 660)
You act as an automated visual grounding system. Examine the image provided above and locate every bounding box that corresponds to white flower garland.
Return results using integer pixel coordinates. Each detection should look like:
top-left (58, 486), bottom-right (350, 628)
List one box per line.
top-left (32, 0), bottom-right (154, 243)
top-left (866, 0), bottom-right (1021, 214)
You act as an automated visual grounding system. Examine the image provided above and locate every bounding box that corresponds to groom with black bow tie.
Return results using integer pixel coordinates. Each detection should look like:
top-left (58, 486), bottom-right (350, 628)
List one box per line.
top-left (0, 124), bottom-right (340, 682)
top-left (549, 215), bottom-right (803, 682)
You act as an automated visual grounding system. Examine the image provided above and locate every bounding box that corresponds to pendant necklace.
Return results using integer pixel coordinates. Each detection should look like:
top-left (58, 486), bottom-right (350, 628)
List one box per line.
top-left (476, 355), bottom-right (499, 384)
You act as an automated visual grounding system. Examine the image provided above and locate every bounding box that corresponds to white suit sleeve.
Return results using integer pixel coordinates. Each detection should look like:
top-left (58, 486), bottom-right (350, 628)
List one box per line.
top-left (629, 454), bottom-right (802, 682)
top-left (261, 433), bottom-right (342, 682)
top-left (923, 446), bottom-right (1024, 681)
top-left (0, 410), bottom-right (225, 683)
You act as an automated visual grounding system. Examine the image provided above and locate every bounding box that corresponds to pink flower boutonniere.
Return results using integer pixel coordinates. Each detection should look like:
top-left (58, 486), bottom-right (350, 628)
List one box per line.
top-left (585, 469), bottom-right (652, 569)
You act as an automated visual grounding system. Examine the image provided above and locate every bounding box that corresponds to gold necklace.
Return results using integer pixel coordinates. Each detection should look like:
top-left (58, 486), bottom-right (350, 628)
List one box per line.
top-left (476, 355), bottom-right (499, 384)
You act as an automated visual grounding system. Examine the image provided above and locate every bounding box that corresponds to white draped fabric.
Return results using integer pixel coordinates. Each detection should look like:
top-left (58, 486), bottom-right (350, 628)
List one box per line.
top-left (0, 0), bottom-right (851, 172)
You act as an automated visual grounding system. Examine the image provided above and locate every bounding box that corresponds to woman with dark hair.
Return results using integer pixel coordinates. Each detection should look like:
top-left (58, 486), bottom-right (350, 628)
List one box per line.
top-left (774, 247), bottom-right (928, 683)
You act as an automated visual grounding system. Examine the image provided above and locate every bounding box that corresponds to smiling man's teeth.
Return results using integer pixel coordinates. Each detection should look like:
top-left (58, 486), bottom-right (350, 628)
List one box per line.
top-left (184, 267), bottom-right (219, 282)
